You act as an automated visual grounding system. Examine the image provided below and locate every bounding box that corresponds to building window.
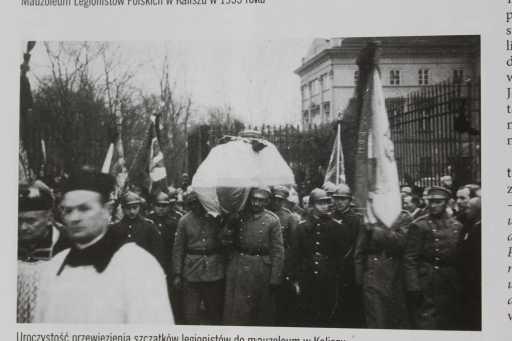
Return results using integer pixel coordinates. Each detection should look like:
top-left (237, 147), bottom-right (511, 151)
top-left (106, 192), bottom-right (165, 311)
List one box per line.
top-left (418, 69), bottom-right (429, 85)
top-left (303, 110), bottom-right (309, 122)
top-left (354, 70), bottom-right (359, 84)
top-left (453, 69), bottom-right (464, 83)
top-left (390, 70), bottom-right (400, 85)
top-left (324, 73), bottom-right (331, 89)
top-left (323, 102), bottom-right (330, 116)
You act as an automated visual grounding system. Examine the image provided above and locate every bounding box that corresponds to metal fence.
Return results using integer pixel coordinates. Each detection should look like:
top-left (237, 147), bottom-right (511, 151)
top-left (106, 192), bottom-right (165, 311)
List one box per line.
top-left (387, 78), bottom-right (480, 189)
top-left (188, 78), bottom-right (481, 193)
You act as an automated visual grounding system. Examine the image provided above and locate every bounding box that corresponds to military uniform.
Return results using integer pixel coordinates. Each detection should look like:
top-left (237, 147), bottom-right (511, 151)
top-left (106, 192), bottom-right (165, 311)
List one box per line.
top-left (172, 210), bottom-right (225, 324)
top-left (457, 219), bottom-right (481, 330)
top-left (223, 208), bottom-right (284, 326)
top-left (354, 210), bottom-right (412, 329)
top-left (110, 215), bottom-right (164, 265)
top-left (288, 214), bottom-right (343, 327)
top-left (148, 210), bottom-right (182, 274)
top-left (149, 207), bottom-right (183, 322)
top-left (271, 205), bottom-right (299, 326)
top-left (404, 213), bottom-right (462, 329)
top-left (331, 208), bottom-right (365, 328)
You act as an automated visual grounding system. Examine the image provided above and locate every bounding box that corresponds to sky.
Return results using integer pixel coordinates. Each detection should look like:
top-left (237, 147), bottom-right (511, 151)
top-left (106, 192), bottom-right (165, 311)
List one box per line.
top-left (27, 39), bottom-right (313, 125)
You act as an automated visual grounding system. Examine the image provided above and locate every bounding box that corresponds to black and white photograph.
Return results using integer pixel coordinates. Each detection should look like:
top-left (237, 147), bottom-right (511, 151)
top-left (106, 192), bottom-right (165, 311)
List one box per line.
top-left (17, 36), bottom-right (481, 330)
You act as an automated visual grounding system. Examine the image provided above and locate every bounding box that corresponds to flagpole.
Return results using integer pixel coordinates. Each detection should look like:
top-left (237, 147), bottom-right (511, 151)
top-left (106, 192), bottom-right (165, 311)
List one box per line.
top-left (336, 121), bottom-right (341, 185)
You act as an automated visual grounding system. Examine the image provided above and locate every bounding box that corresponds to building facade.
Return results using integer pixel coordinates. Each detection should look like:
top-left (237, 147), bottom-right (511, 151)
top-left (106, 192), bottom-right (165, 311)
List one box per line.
top-left (295, 36), bottom-right (480, 126)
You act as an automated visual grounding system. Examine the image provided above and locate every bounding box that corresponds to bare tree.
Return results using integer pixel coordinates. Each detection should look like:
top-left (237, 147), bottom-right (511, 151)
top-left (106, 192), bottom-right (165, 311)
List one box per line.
top-left (156, 55), bottom-right (194, 185)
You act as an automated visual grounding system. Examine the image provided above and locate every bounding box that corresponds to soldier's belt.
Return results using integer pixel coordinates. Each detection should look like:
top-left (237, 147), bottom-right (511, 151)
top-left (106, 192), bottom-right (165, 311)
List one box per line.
top-left (186, 248), bottom-right (221, 256)
top-left (235, 247), bottom-right (269, 256)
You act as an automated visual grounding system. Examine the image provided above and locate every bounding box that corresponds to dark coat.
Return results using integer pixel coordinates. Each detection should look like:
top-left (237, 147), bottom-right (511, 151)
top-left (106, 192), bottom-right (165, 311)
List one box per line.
top-left (223, 209), bottom-right (284, 326)
top-left (403, 213), bottom-right (462, 330)
top-left (288, 214), bottom-right (344, 326)
top-left (110, 216), bottom-right (163, 265)
top-left (331, 208), bottom-right (365, 328)
top-left (354, 211), bottom-right (412, 329)
top-left (148, 212), bottom-right (180, 275)
top-left (457, 219), bottom-right (481, 330)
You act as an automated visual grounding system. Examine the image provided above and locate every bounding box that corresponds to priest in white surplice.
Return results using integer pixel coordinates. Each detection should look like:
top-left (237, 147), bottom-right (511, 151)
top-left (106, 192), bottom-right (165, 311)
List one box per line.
top-left (34, 168), bottom-right (174, 324)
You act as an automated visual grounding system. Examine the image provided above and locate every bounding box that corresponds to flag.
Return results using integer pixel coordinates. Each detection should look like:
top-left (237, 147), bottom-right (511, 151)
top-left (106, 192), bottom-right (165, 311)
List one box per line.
top-left (353, 42), bottom-right (401, 228)
top-left (126, 115), bottom-right (167, 194)
top-left (149, 115), bottom-right (167, 185)
top-left (323, 121), bottom-right (345, 187)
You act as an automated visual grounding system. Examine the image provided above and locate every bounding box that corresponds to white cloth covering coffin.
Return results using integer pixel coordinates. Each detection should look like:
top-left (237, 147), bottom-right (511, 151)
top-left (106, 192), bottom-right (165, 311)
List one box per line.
top-left (192, 137), bottom-right (295, 216)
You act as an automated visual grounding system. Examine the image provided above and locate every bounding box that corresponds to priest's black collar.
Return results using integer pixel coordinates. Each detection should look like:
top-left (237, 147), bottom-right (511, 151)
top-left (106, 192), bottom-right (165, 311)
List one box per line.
top-left (57, 227), bottom-right (126, 275)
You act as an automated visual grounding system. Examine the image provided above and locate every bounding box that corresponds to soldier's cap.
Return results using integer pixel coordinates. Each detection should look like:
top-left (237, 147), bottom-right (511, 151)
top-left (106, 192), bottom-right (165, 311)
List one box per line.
top-left (310, 188), bottom-right (331, 203)
top-left (322, 182), bottom-right (337, 195)
top-left (272, 185), bottom-right (289, 199)
top-left (121, 191), bottom-right (143, 206)
top-left (426, 186), bottom-right (452, 200)
top-left (400, 186), bottom-right (412, 194)
top-left (153, 191), bottom-right (171, 205)
top-left (251, 186), bottom-right (271, 199)
top-left (331, 183), bottom-right (352, 198)
top-left (19, 182), bottom-right (54, 212)
top-left (62, 167), bottom-right (115, 200)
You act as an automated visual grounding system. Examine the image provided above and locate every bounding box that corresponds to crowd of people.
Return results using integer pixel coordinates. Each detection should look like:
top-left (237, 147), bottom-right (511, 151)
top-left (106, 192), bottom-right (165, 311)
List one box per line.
top-left (17, 167), bottom-right (481, 330)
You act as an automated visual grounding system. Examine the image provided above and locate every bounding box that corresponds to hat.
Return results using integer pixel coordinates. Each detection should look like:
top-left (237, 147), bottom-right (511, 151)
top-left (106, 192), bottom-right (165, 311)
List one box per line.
top-left (272, 185), bottom-right (289, 199)
top-left (332, 183), bottom-right (352, 198)
top-left (63, 167), bottom-right (115, 200)
top-left (251, 186), bottom-right (271, 199)
top-left (121, 191), bottom-right (143, 206)
top-left (310, 188), bottom-right (331, 203)
top-left (400, 186), bottom-right (412, 194)
top-left (19, 183), bottom-right (53, 212)
top-left (426, 186), bottom-right (452, 200)
top-left (322, 182), bottom-right (337, 195)
top-left (153, 191), bottom-right (171, 205)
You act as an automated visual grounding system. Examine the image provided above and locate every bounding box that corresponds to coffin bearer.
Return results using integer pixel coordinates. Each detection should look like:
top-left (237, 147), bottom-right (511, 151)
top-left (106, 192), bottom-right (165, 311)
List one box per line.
top-left (288, 188), bottom-right (342, 327)
top-left (110, 191), bottom-right (164, 265)
top-left (404, 186), bottom-right (462, 330)
top-left (17, 181), bottom-right (70, 322)
top-left (270, 185), bottom-right (299, 326)
top-left (223, 186), bottom-right (284, 326)
top-left (34, 167), bottom-right (173, 323)
top-left (330, 184), bottom-right (365, 328)
top-left (172, 191), bottom-right (225, 325)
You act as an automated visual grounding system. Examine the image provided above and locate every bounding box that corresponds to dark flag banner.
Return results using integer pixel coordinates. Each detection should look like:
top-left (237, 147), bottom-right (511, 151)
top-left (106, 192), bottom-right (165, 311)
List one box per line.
top-left (353, 42), bottom-right (401, 228)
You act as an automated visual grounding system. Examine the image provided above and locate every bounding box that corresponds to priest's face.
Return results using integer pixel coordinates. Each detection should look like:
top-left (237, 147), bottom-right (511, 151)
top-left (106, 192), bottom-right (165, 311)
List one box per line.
top-left (60, 190), bottom-right (110, 245)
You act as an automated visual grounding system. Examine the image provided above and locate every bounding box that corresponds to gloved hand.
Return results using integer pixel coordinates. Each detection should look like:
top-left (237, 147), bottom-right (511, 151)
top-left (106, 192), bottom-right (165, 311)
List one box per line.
top-left (173, 276), bottom-right (183, 289)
